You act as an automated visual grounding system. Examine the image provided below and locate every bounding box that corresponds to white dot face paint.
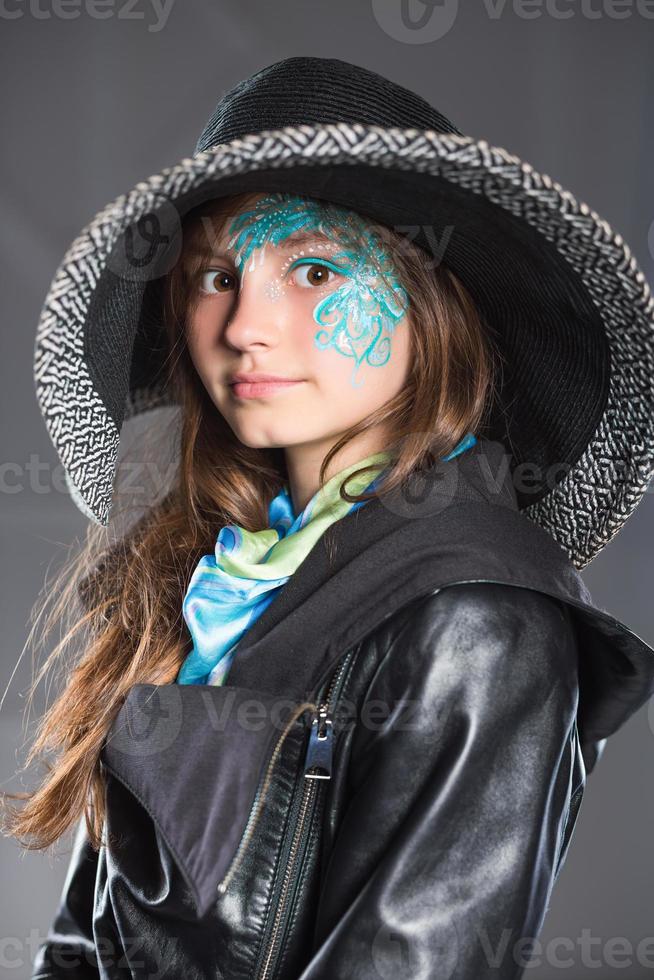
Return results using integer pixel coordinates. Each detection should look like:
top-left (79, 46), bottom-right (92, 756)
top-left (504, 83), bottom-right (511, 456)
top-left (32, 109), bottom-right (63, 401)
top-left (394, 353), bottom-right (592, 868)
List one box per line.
top-left (262, 278), bottom-right (283, 303)
top-left (185, 191), bottom-right (413, 462)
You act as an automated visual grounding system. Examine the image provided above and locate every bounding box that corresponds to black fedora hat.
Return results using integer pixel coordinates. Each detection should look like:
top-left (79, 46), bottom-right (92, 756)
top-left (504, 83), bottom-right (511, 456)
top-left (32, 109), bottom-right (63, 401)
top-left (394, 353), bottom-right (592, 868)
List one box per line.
top-left (34, 55), bottom-right (654, 569)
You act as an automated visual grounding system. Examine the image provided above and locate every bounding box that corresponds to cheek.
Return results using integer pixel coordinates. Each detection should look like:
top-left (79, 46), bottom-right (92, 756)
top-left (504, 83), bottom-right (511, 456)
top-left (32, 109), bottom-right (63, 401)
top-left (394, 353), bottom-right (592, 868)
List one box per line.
top-left (301, 323), bottom-right (411, 431)
top-left (303, 294), bottom-right (412, 393)
top-left (303, 275), bottom-right (411, 390)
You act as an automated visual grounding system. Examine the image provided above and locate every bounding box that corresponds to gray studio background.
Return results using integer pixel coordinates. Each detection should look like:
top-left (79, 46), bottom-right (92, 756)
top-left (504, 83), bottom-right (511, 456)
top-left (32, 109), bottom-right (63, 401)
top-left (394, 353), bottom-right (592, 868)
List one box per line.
top-left (2, 3), bottom-right (654, 978)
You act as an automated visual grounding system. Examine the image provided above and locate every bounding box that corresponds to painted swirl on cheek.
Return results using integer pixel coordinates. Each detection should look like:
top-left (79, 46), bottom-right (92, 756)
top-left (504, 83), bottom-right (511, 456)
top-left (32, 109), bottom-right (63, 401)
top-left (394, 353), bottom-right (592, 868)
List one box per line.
top-left (311, 231), bottom-right (409, 389)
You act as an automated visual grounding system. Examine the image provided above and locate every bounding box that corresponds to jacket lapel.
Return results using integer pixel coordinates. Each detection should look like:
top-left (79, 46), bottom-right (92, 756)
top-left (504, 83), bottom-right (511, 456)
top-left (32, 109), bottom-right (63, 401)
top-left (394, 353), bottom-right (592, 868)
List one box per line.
top-left (100, 682), bottom-right (310, 917)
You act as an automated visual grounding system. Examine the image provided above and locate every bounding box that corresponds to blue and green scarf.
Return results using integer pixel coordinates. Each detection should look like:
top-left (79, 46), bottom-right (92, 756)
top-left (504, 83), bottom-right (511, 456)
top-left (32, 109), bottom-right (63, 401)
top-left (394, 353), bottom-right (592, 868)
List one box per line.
top-left (176, 433), bottom-right (477, 686)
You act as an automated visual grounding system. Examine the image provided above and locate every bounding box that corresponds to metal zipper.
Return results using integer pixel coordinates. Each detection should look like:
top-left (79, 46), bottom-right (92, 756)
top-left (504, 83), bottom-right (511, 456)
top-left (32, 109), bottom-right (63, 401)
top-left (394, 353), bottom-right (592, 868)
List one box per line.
top-left (216, 697), bottom-right (317, 897)
top-left (255, 645), bottom-right (356, 980)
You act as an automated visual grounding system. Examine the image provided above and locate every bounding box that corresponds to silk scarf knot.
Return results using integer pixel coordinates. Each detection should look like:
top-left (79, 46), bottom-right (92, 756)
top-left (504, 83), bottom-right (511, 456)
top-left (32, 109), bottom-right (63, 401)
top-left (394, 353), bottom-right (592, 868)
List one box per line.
top-left (177, 434), bottom-right (477, 686)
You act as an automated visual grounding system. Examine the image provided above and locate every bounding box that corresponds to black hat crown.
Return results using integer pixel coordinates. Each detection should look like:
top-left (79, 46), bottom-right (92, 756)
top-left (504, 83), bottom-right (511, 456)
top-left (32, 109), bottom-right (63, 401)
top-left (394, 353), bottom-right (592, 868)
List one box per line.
top-left (194, 56), bottom-right (463, 155)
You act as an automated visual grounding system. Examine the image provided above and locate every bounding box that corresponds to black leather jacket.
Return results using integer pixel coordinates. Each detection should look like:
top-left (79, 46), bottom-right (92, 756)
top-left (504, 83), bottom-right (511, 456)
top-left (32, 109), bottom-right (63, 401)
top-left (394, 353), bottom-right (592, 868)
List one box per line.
top-left (31, 440), bottom-right (654, 979)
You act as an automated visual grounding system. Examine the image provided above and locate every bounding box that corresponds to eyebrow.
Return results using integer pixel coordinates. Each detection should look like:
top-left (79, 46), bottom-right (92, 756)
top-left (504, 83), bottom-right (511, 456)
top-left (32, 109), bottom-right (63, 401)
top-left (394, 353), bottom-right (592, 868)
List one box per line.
top-left (273, 229), bottom-right (338, 250)
top-left (194, 227), bottom-right (340, 263)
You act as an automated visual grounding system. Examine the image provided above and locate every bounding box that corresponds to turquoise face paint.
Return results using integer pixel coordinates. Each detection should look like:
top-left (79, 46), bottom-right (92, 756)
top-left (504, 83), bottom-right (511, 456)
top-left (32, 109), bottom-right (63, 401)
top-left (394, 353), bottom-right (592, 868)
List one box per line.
top-left (304, 241), bottom-right (408, 389)
top-left (224, 193), bottom-right (409, 389)
top-left (226, 193), bottom-right (332, 273)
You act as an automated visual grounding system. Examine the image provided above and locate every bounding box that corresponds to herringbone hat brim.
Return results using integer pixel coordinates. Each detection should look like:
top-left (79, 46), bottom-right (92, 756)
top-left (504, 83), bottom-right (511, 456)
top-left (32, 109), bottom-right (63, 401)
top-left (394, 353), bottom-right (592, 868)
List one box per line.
top-left (33, 56), bottom-right (654, 569)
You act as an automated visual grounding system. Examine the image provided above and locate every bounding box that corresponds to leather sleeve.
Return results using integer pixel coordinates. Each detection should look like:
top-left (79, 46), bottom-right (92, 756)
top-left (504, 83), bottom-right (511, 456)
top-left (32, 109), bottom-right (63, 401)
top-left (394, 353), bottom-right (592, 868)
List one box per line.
top-left (31, 817), bottom-right (100, 979)
top-left (298, 582), bottom-right (583, 980)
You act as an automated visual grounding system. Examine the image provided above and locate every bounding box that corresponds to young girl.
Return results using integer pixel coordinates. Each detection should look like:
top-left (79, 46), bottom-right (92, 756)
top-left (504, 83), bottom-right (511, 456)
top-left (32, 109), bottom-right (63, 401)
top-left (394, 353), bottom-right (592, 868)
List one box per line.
top-left (5, 56), bottom-right (654, 980)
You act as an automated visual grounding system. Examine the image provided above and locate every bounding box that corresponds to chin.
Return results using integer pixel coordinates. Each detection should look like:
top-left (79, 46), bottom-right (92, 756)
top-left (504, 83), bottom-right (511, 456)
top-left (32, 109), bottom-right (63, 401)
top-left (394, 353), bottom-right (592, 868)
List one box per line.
top-left (227, 424), bottom-right (290, 450)
top-left (230, 421), bottom-right (324, 451)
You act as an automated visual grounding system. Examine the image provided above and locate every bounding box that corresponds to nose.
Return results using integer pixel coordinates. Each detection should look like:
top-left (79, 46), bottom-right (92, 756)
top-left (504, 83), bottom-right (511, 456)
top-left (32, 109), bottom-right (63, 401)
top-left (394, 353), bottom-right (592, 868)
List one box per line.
top-left (222, 257), bottom-right (286, 352)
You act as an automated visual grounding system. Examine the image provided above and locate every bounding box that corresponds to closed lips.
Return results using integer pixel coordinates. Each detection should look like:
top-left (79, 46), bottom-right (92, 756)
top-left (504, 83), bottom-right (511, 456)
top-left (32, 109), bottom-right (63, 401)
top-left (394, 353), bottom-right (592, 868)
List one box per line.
top-left (229, 373), bottom-right (304, 384)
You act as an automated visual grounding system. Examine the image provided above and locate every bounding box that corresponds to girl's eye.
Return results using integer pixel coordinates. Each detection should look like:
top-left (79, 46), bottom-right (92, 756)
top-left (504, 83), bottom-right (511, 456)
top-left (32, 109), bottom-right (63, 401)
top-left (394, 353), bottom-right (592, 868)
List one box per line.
top-left (291, 261), bottom-right (341, 289)
top-left (199, 269), bottom-right (237, 295)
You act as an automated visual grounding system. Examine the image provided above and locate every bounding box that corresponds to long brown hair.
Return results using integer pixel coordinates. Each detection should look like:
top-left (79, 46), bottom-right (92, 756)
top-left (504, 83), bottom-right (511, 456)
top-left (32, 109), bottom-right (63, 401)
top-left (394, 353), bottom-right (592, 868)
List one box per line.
top-left (0, 189), bottom-right (501, 852)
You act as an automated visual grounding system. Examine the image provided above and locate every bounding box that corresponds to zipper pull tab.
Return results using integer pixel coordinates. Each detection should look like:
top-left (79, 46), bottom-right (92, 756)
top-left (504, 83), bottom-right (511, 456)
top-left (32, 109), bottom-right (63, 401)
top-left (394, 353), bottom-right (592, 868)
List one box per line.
top-left (303, 703), bottom-right (333, 780)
